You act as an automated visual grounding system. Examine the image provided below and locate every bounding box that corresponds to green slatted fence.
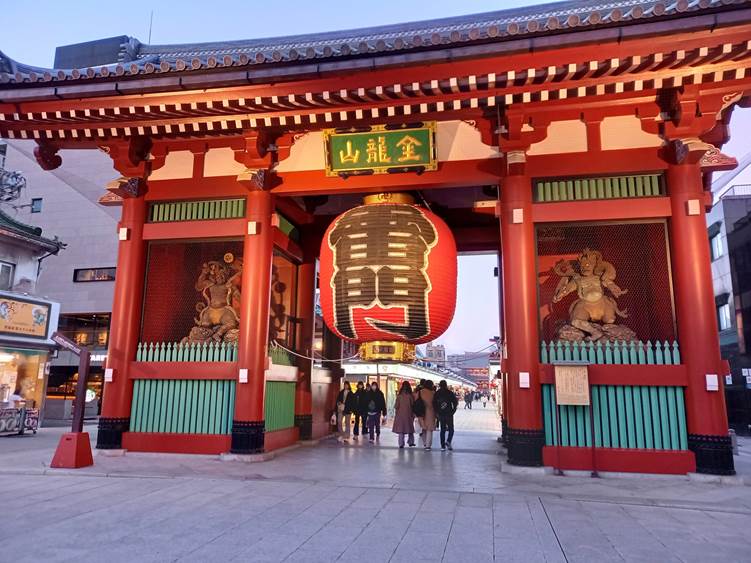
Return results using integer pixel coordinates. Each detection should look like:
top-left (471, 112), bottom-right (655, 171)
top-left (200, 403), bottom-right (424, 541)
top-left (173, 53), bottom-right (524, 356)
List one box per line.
top-left (269, 345), bottom-right (296, 367)
top-left (541, 340), bottom-right (680, 365)
top-left (149, 198), bottom-right (246, 223)
top-left (534, 174), bottom-right (663, 203)
top-left (136, 341), bottom-right (238, 362)
top-left (541, 384), bottom-right (687, 450)
top-left (130, 379), bottom-right (236, 434)
top-left (265, 381), bottom-right (296, 432)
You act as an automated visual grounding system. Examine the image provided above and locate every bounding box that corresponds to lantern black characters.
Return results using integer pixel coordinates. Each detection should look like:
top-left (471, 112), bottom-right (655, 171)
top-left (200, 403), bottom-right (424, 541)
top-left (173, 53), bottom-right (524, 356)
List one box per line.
top-left (319, 193), bottom-right (457, 360)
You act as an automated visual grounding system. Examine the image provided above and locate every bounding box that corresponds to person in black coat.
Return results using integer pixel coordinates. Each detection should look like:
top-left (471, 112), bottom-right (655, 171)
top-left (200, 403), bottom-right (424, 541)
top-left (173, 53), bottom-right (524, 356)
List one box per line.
top-left (363, 381), bottom-right (387, 443)
top-left (434, 380), bottom-right (459, 450)
top-left (335, 381), bottom-right (357, 443)
top-left (352, 381), bottom-right (368, 439)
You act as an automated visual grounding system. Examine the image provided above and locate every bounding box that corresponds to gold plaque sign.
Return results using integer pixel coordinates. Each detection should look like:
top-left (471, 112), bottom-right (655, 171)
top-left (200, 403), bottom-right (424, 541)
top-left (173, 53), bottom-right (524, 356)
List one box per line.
top-left (554, 365), bottom-right (590, 405)
top-left (0, 296), bottom-right (50, 339)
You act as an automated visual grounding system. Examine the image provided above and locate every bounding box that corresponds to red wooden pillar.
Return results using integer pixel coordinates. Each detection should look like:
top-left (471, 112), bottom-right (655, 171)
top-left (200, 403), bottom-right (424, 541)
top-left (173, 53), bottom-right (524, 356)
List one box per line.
top-left (96, 194), bottom-right (147, 449)
top-left (293, 246), bottom-right (317, 441)
top-left (231, 189), bottom-right (275, 454)
top-left (667, 161), bottom-right (734, 475)
top-left (500, 156), bottom-right (544, 466)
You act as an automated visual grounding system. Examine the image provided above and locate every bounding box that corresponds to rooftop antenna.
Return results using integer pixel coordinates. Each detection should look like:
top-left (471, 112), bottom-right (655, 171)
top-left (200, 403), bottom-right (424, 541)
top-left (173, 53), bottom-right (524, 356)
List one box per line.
top-left (148, 10), bottom-right (154, 44)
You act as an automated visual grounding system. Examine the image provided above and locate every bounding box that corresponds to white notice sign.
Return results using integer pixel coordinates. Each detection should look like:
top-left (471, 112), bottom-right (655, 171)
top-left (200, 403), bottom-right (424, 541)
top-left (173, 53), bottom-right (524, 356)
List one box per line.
top-left (554, 365), bottom-right (590, 405)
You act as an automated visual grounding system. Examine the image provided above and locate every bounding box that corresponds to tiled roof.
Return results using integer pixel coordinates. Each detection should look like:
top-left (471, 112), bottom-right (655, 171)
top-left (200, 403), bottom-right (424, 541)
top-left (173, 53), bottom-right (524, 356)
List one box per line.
top-left (0, 207), bottom-right (65, 252)
top-left (1, 0), bottom-right (749, 85)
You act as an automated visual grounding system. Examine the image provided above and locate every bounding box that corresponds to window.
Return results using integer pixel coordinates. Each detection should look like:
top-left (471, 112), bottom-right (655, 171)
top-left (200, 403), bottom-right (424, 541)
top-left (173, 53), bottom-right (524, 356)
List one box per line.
top-left (718, 303), bottom-right (732, 331)
top-left (30, 198), bottom-right (42, 213)
top-left (711, 233), bottom-right (725, 260)
top-left (57, 313), bottom-right (111, 349)
top-left (73, 267), bottom-right (116, 282)
top-left (0, 261), bottom-right (15, 290)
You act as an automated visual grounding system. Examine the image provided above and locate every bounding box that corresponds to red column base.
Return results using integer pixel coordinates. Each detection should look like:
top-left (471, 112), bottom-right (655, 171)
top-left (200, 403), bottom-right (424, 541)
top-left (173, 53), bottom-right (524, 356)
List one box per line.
top-left (51, 432), bottom-right (94, 469)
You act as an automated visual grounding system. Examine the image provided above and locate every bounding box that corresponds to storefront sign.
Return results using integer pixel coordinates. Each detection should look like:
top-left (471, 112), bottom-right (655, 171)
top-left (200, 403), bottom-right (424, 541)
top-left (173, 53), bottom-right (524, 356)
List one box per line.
top-left (554, 365), bottom-right (590, 405)
top-left (324, 123), bottom-right (437, 176)
top-left (0, 296), bottom-right (50, 339)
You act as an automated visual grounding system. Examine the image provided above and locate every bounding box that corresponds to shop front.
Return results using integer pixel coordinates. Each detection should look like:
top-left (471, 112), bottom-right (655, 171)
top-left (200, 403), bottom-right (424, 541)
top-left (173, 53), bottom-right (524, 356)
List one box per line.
top-left (0, 291), bottom-right (60, 433)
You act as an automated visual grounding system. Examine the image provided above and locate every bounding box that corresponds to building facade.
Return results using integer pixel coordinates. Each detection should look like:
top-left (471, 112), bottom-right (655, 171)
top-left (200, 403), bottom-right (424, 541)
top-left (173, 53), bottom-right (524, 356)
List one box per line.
top-left (2, 140), bottom-right (119, 417)
top-left (1, 0), bottom-right (749, 475)
top-left (708, 184), bottom-right (751, 434)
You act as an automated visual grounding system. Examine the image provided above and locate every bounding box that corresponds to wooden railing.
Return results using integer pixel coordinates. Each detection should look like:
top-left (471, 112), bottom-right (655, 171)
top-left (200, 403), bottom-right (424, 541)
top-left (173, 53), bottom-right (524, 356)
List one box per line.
top-left (542, 384), bottom-right (687, 450)
top-left (130, 379), bottom-right (236, 434)
top-left (136, 341), bottom-right (238, 362)
top-left (541, 340), bottom-right (680, 365)
top-left (148, 197), bottom-right (246, 223)
top-left (534, 174), bottom-right (663, 203)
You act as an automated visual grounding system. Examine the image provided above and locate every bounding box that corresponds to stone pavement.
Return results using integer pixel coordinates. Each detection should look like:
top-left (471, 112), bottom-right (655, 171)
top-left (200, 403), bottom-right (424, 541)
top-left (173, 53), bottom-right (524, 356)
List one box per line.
top-left (0, 409), bottom-right (750, 562)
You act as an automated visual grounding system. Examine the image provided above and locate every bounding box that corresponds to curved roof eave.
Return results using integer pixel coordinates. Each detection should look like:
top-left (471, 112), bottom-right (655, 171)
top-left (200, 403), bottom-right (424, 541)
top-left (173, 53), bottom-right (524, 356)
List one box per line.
top-left (1, 0), bottom-right (750, 88)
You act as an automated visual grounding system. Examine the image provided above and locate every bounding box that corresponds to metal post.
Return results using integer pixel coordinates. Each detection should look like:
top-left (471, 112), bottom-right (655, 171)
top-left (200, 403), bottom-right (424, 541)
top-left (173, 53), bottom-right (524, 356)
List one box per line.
top-left (71, 349), bottom-right (91, 434)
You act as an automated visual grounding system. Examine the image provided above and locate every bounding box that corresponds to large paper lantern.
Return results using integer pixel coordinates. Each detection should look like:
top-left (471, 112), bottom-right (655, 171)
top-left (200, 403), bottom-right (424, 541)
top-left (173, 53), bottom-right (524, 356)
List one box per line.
top-left (319, 193), bottom-right (457, 360)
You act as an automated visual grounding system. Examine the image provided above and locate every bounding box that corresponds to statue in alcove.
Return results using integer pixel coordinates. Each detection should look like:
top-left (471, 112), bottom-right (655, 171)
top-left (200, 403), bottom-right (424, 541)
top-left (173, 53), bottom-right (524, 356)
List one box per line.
top-left (268, 264), bottom-right (288, 344)
top-left (182, 253), bottom-right (241, 344)
top-left (551, 248), bottom-right (637, 342)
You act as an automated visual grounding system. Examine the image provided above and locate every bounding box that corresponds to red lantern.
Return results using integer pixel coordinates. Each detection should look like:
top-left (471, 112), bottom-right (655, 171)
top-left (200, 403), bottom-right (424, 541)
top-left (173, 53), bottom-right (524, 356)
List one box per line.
top-left (319, 194), bottom-right (457, 353)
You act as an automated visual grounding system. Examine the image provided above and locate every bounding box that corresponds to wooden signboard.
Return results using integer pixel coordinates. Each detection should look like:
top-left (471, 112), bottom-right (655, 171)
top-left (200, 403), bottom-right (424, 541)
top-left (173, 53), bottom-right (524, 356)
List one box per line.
top-left (554, 364), bottom-right (590, 405)
top-left (323, 122), bottom-right (437, 176)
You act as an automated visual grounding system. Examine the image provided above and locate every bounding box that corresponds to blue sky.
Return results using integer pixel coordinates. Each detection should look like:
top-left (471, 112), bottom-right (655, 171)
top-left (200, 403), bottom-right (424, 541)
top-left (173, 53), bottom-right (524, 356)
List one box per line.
top-left (3, 0), bottom-right (749, 354)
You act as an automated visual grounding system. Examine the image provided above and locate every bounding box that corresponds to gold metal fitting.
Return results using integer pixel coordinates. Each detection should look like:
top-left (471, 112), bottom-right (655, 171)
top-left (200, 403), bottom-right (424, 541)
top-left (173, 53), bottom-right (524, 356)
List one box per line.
top-left (363, 192), bottom-right (415, 205)
top-left (359, 341), bottom-right (416, 362)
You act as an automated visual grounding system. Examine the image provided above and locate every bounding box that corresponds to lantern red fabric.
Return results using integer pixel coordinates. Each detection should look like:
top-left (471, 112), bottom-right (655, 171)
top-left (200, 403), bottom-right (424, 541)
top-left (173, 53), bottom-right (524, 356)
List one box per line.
top-left (319, 202), bottom-right (457, 344)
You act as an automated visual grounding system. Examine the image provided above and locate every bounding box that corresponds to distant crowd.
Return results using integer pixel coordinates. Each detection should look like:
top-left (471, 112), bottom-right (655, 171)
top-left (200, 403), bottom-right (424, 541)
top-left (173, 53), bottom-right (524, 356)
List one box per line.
top-left (334, 379), bottom-right (493, 451)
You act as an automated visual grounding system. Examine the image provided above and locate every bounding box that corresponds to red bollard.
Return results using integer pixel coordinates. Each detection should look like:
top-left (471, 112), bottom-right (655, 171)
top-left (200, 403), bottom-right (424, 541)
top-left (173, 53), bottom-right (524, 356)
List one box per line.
top-left (51, 432), bottom-right (94, 469)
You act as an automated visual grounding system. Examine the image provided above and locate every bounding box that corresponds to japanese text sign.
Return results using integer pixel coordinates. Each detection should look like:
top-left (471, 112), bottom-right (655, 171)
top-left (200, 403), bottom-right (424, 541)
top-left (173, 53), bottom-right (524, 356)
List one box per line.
top-left (324, 123), bottom-right (437, 176)
top-left (0, 296), bottom-right (50, 339)
top-left (554, 364), bottom-right (590, 405)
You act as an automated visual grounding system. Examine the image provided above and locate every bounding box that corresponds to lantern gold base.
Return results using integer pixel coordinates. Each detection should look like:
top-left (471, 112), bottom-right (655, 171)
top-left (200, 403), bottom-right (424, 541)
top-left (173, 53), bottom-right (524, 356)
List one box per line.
top-left (363, 192), bottom-right (415, 205)
top-left (359, 341), bottom-right (416, 362)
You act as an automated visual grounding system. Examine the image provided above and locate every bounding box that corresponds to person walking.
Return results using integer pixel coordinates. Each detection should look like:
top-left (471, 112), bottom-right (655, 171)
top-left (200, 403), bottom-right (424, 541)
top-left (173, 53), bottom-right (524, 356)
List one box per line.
top-left (335, 381), bottom-right (356, 443)
top-left (364, 381), bottom-right (387, 443)
top-left (416, 380), bottom-right (436, 450)
top-left (392, 381), bottom-right (416, 448)
top-left (482, 394), bottom-right (488, 408)
top-left (352, 381), bottom-right (367, 440)
top-left (433, 380), bottom-right (458, 451)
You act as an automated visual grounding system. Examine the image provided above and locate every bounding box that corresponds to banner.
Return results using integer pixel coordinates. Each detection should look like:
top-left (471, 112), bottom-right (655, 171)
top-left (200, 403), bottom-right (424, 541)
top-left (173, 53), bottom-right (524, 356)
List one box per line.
top-left (0, 296), bottom-right (50, 339)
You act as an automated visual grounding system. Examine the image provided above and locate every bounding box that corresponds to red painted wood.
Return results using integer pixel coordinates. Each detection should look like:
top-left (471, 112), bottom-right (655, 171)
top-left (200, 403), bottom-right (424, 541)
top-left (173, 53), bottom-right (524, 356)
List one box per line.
top-left (100, 196), bottom-right (147, 420)
top-left (539, 364), bottom-right (688, 386)
top-left (273, 229), bottom-right (303, 263)
top-left (129, 361), bottom-right (237, 380)
top-left (122, 432), bottom-right (231, 455)
top-left (668, 163), bottom-right (730, 436)
top-left (501, 173), bottom-right (542, 431)
top-left (542, 446), bottom-right (696, 474)
top-left (142, 218), bottom-right (246, 240)
top-left (265, 427), bottom-right (300, 452)
top-left (273, 159), bottom-right (501, 196)
top-left (234, 190), bottom-right (275, 424)
top-left (527, 149), bottom-right (667, 177)
top-left (295, 259), bottom-right (316, 418)
top-left (146, 177), bottom-right (246, 201)
top-left (532, 197), bottom-right (672, 223)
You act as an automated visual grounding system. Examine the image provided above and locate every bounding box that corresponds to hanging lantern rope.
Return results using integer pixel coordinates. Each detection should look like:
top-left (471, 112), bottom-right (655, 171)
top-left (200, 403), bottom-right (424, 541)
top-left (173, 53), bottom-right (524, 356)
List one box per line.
top-left (270, 340), bottom-right (361, 363)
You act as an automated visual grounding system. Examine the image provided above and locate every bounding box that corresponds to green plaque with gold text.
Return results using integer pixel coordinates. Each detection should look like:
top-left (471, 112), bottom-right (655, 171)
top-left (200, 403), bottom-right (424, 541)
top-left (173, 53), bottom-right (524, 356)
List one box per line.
top-left (323, 123), bottom-right (437, 176)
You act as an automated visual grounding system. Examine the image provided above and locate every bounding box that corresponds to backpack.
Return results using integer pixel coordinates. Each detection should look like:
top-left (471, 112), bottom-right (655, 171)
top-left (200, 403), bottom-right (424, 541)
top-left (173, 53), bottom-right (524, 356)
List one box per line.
top-left (437, 394), bottom-right (452, 415)
top-left (412, 395), bottom-right (426, 417)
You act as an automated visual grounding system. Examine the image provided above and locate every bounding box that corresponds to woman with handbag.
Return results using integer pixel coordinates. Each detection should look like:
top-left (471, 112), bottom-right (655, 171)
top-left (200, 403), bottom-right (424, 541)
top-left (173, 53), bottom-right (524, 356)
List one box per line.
top-left (335, 381), bottom-right (356, 443)
top-left (416, 380), bottom-right (436, 450)
top-left (392, 381), bottom-right (416, 448)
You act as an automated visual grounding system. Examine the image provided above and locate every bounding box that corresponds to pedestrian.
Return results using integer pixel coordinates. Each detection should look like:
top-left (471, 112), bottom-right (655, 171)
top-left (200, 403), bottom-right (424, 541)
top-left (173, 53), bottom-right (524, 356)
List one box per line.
top-left (416, 380), bottom-right (436, 450)
top-left (433, 380), bottom-right (458, 451)
top-left (482, 394), bottom-right (488, 408)
top-left (352, 381), bottom-right (367, 440)
top-left (364, 381), bottom-right (387, 443)
top-left (335, 381), bottom-right (356, 443)
top-left (413, 378), bottom-right (427, 435)
top-left (392, 381), bottom-right (416, 448)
